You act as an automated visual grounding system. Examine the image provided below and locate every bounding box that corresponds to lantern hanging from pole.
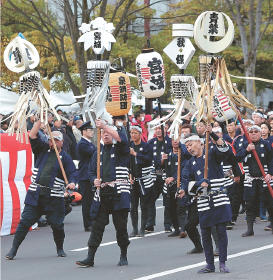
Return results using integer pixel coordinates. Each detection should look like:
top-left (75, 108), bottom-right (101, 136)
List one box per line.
top-left (135, 48), bottom-right (165, 98)
top-left (212, 84), bottom-right (236, 122)
top-left (105, 71), bottom-right (131, 116)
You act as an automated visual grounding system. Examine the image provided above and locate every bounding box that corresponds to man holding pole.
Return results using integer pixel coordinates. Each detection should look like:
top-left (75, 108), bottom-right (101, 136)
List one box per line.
top-left (236, 124), bottom-right (273, 237)
top-left (76, 119), bottom-right (130, 267)
top-left (179, 128), bottom-right (231, 273)
top-left (5, 120), bottom-right (77, 260)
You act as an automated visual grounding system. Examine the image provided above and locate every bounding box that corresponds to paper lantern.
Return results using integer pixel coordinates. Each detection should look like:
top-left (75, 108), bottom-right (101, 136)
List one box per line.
top-left (4, 34), bottom-right (40, 73)
top-left (135, 48), bottom-right (165, 98)
top-left (212, 86), bottom-right (236, 122)
top-left (105, 71), bottom-right (131, 116)
top-left (170, 74), bottom-right (198, 100)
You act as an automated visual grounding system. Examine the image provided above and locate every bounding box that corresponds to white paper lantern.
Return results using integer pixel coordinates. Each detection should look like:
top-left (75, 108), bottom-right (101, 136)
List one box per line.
top-left (4, 35), bottom-right (40, 73)
top-left (212, 85), bottom-right (236, 122)
top-left (135, 48), bottom-right (165, 98)
top-left (170, 74), bottom-right (198, 100)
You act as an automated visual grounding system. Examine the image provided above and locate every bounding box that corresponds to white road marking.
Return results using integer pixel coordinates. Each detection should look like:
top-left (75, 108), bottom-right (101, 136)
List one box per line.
top-left (70, 230), bottom-right (166, 252)
top-left (70, 204), bottom-right (165, 252)
top-left (133, 243), bottom-right (273, 280)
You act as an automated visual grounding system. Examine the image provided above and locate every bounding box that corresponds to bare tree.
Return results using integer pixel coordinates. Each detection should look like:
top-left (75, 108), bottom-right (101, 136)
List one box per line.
top-left (225, 0), bottom-right (273, 104)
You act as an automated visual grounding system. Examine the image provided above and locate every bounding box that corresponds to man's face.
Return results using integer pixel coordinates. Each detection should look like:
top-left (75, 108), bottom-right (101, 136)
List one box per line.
top-left (185, 140), bottom-right (202, 156)
top-left (54, 120), bottom-right (62, 128)
top-left (252, 114), bottom-right (262, 125)
top-left (172, 139), bottom-right (179, 149)
top-left (181, 128), bottom-right (190, 137)
top-left (102, 130), bottom-right (113, 144)
top-left (49, 139), bottom-right (63, 151)
top-left (248, 129), bottom-right (261, 142)
top-left (83, 128), bottom-right (94, 139)
top-left (196, 122), bottom-right (206, 136)
top-left (227, 122), bottom-right (236, 133)
top-left (130, 129), bottom-right (141, 142)
top-left (155, 127), bottom-right (163, 138)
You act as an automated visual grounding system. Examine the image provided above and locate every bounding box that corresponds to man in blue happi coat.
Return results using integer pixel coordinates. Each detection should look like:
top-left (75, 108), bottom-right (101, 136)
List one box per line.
top-left (129, 125), bottom-right (154, 237)
top-left (179, 129), bottom-right (232, 273)
top-left (76, 121), bottom-right (96, 232)
top-left (6, 120), bottom-right (77, 260)
top-left (76, 119), bottom-right (130, 267)
top-left (236, 125), bottom-right (273, 237)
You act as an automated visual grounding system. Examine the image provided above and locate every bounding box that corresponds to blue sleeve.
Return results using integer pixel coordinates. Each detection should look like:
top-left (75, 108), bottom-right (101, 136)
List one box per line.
top-left (116, 129), bottom-right (129, 155)
top-left (235, 141), bottom-right (249, 162)
top-left (88, 151), bottom-right (97, 184)
top-left (77, 141), bottom-right (96, 158)
top-left (265, 142), bottom-right (273, 175)
top-left (63, 153), bottom-right (77, 184)
top-left (227, 146), bottom-right (243, 177)
top-left (29, 135), bottom-right (49, 155)
top-left (180, 160), bottom-right (191, 192)
top-left (136, 142), bottom-right (153, 166)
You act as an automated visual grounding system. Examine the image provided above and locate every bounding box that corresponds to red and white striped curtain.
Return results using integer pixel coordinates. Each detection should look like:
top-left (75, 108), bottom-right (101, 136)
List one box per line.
top-left (0, 134), bottom-right (33, 236)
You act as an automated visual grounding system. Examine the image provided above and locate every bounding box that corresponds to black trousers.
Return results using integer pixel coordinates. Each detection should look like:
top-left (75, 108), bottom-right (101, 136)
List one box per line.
top-left (185, 201), bottom-right (202, 248)
top-left (244, 179), bottom-right (273, 223)
top-left (229, 175), bottom-right (245, 221)
top-left (130, 182), bottom-right (151, 232)
top-left (79, 180), bottom-right (94, 230)
top-left (12, 196), bottom-right (65, 251)
top-left (88, 203), bottom-right (130, 250)
top-left (147, 176), bottom-right (172, 229)
top-left (163, 189), bottom-right (179, 231)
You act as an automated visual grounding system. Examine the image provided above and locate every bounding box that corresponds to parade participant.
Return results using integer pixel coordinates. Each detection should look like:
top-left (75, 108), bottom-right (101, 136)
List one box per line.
top-left (76, 121), bottom-right (96, 232)
top-left (252, 111), bottom-right (264, 126)
top-left (147, 126), bottom-right (172, 233)
top-left (195, 120), bottom-right (206, 138)
top-left (72, 115), bottom-right (83, 143)
top-left (5, 120), bottom-right (77, 260)
top-left (236, 125), bottom-right (273, 237)
top-left (179, 130), bottom-right (231, 273)
top-left (163, 138), bottom-right (191, 237)
top-left (223, 119), bottom-right (240, 144)
top-left (76, 119), bottom-right (130, 267)
top-left (129, 125), bottom-right (154, 237)
top-left (212, 127), bottom-right (243, 229)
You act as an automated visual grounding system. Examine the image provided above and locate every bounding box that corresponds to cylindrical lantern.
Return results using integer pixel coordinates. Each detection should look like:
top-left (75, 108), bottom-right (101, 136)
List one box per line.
top-left (212, 85), bottom-right (236, 122)
top-left (86, 60), bottom-right (109, 90)
top-left (136, 48), bottom-right (165, 98)
top-left (170, 74), bottom-right (197, 100)
top-left (105, 71), bottom-right (131, 116)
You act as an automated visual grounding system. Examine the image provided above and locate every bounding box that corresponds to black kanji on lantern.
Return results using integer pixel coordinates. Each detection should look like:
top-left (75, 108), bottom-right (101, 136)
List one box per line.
top-left (176, 54), bottom-right (184, 65)
top-left (150, 75), bottom-right (164, 90)
top-left (208, 12), bottom-right (219, 35)
top-left (119, 76), bottom-right (126, 85)
top-left (94, 32), bottom-right (101, 48)
top-left (120, 94), bottom-right (127, 101)
top-left (119, 85), bottom-right (127, 93)
top-left (148, 57), bottom-right (162, 75)
top-left (120, 102), bottom-right (127, 109)
top-left (12, 47), bottom-right (22, 64)
top-left (25, 48), bottom-right (32, 60)
top-left (177, 37), bottom-right (185, 48)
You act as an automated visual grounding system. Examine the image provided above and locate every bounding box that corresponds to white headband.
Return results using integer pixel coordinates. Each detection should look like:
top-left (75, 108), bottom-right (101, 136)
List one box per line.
top-left (243, 119), bottom-right (254, 125)
top-left (267, 111), bottom-right (273, 117)
top-left (248, 125), bottom-right (261, 132)
top-left (212, 127), bottom-right (222, 134)
top-left (252, 112), bottom-right (264, 118)
top-left (183, 135), bottom-right (201, 144)
top-left (130, 125), bottom-right (142, 133)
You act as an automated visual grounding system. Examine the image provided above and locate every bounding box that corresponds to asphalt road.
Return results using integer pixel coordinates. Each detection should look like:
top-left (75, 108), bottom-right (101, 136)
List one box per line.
top-left (1, 199), bottom-right (273, 280)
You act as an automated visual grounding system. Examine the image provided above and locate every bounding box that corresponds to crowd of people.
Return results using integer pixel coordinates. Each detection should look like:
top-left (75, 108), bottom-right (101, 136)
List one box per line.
top-left (2, 105), bottom-right (273, 274)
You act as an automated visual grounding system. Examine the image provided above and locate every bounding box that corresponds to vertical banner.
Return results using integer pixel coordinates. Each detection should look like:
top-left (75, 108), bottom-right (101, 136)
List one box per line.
top-left (0, 134), bottom-right (33, 236)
